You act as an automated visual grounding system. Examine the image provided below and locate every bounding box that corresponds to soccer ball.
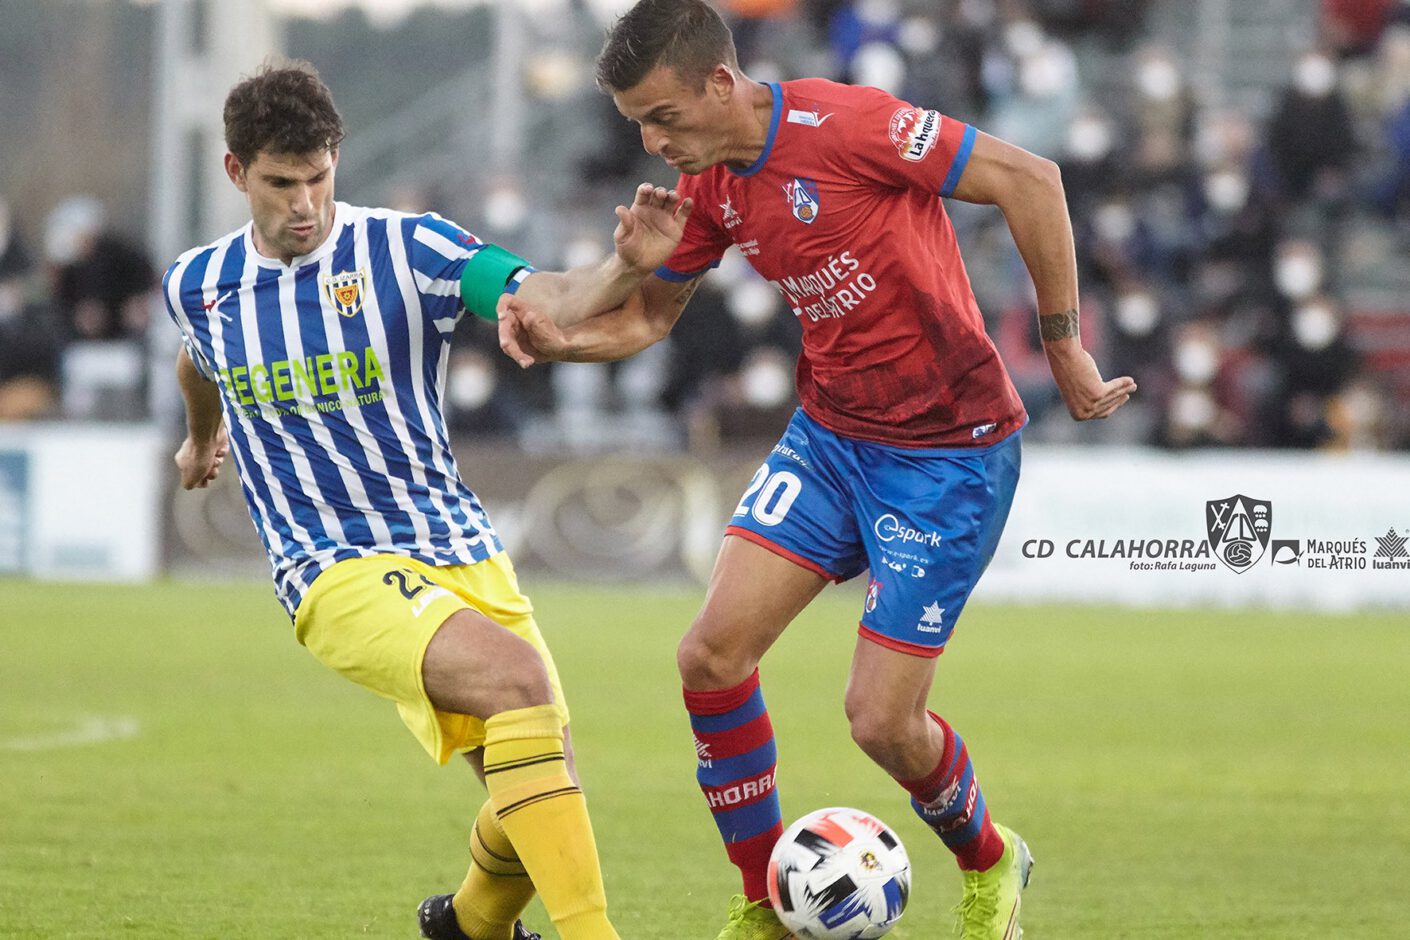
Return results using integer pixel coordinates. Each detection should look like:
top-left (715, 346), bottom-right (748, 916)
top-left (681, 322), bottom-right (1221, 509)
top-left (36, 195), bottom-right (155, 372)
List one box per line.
top-left (767, 807), bottom-right (910, 939)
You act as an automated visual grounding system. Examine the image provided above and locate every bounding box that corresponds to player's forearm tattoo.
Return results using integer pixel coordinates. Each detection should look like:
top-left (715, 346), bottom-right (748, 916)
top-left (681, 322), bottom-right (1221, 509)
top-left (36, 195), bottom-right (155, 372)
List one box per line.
top-left (672, 276), bottom-right (705, 312)
top-left (1039, 309), bottom-right (1080, 343)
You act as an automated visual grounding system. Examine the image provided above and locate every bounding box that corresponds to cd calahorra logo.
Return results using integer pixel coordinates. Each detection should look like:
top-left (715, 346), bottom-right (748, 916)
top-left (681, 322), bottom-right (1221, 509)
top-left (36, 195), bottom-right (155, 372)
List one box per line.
top-left (1205, 495), bottom-right (1272, 574)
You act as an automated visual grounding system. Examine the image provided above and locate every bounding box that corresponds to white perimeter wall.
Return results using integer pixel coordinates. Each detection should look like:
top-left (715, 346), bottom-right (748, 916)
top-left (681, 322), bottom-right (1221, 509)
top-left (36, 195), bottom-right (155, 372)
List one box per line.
top-left (2, 422), bottom-right (1406, 611)
top-left (0, 423), bottom-right (166, 582)
top-left (981, 446), bottom-right (1410, 612)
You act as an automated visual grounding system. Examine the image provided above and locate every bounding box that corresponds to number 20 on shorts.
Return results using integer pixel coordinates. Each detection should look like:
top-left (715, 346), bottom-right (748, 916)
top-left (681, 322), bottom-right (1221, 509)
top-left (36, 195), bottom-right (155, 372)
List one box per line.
top-left (733, 466), bottom-right (803, 526)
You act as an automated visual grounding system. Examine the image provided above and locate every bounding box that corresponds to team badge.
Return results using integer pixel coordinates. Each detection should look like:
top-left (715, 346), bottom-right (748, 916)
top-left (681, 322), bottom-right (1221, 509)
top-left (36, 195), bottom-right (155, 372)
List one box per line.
top-left (1205, 494), bottom-right (1272, 574)
top-left (783, 177), bottom-right (820, 225)
top-left (322, 269), bottom-right (367, 318)
top-left (865, 577), bottom-right (881, 613)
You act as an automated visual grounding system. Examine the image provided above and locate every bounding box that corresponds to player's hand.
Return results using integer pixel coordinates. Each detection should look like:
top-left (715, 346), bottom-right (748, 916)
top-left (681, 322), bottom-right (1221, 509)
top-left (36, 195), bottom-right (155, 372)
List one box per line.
top-left (1045, 342), bottom-right (1137, 421)
top-left (175, 425), bottom-right (229, 489)
top-left (613, 182), bottom-right (694, 275)
top-left (498, 295), bottom-right (573, 367)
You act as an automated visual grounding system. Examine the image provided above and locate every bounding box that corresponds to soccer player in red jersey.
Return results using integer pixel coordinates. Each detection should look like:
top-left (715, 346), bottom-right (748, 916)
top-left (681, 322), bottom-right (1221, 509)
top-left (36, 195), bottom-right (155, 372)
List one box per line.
top-left (499, 2), bottom-right (1136, 937)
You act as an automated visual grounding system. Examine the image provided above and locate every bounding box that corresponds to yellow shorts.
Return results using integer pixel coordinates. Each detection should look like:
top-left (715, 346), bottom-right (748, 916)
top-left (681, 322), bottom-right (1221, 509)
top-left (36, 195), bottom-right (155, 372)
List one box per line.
top-left (293, 552), bottom-right (569, 765)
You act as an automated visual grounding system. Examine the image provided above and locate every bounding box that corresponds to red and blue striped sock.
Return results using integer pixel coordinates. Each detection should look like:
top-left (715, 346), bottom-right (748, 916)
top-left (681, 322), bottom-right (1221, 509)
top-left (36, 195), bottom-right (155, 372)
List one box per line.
top-left (684, 669), bottom-right (783, 904)
top-left (897, 711), bottom-right (1005, 872)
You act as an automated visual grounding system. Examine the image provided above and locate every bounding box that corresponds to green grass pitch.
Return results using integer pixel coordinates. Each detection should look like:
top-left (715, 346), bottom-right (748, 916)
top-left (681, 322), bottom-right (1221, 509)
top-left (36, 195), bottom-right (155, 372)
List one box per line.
top-left (2, 578), bottom-right (1406, 938)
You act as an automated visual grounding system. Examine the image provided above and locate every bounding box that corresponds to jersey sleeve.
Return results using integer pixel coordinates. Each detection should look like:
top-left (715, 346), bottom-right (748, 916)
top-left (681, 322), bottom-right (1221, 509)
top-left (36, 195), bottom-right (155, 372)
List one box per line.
top-left (657, 173), bottom-right (732, 282)
top-left (162, 258), bottom-right (217, 381)
top-left (840, 87), bottom-right (977, 199)
top-left (406, 213), bottom-right (487, 332)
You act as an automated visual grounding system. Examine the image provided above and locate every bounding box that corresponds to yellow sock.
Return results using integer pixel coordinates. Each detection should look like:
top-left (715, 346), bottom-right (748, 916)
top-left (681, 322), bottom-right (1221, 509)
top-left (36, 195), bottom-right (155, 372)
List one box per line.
top-left (452, 799), bottom-right (535, 940)
top-left (482, 705), bottom-right (618, 940)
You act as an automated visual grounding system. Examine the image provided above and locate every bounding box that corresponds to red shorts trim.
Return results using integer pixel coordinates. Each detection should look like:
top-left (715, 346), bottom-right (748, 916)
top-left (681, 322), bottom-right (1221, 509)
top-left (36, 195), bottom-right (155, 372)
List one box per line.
top-left (724, 526), bottom-right (845, 583)
top-left (858, 623), bottom-right (945, 659)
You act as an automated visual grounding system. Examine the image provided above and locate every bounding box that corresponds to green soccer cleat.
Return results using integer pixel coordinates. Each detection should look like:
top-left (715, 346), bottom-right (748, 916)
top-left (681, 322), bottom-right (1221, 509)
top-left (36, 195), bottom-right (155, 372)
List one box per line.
top-left (953, 824), bottom-right (1034, 940)
top-left (714, 895), bottom-right (794, 940)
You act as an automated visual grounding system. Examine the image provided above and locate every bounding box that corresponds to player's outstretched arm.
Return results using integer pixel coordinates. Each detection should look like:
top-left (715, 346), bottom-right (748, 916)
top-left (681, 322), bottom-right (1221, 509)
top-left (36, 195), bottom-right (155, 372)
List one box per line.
top-left (498, 273), bottom-right (705, 367)
top-left (949, 131), bottom-right (1137, 420)
top-left (511, 183), bottom-right (693, 329)
top-left (173, 347), bottom-right (229, 489)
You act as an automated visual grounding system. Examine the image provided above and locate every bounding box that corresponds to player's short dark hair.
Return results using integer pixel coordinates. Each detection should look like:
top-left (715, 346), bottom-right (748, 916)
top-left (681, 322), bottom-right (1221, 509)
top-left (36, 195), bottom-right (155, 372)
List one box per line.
top-left (223, 61), bottom-right (345, 167)
top-left (595, 0), bottom-right (738, 93)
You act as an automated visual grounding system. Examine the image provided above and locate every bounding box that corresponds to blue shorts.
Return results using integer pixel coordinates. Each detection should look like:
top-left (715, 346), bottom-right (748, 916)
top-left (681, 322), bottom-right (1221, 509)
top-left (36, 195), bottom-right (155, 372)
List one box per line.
top-left (726, 408), bottom-right (1021, 657)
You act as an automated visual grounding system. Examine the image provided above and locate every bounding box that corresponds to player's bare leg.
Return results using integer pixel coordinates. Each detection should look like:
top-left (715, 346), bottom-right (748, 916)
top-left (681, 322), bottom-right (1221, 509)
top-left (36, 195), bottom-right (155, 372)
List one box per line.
top-left (677, 534), bottom-right (828, 691)
top-left (846, 637), bottom-right (1031, 939)
top-left (679, 535), bottom-right (827, 939)
top-left (843, 638), bottom-right (943, 779)
top-left (421, 611), bottom-right (617, 940)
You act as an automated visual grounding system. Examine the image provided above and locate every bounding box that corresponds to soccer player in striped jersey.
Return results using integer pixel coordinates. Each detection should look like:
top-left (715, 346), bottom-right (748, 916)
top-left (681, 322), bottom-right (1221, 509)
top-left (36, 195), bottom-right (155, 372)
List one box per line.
top-left (165, 63), bottom-right (692, 940)
top-left (496, 2), bottom-right (1138, 939)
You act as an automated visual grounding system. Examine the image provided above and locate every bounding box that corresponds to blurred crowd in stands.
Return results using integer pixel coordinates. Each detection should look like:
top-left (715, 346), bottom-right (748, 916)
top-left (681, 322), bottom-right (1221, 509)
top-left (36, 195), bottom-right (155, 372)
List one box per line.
top-left (0, 195), bottom-right (153, 423)
top-left (4, 0), bottom-right (1410, 451)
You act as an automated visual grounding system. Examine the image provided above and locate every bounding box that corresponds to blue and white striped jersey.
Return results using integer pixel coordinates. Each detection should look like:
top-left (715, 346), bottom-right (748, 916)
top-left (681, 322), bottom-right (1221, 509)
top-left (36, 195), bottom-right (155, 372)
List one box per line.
top-left (164, 203), bottom-right (504, 617)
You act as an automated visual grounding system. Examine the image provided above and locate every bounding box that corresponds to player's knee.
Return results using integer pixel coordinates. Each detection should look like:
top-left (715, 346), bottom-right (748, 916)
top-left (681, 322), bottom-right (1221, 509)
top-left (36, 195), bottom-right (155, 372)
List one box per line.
top-left (677, 623), bottom-right (754, 691)
top-left (845, 699), bottom-right (908, 766)
top-left (675, 630), bottom-right (721, 688)
top-left (484, 641), bottom-right (553, 715)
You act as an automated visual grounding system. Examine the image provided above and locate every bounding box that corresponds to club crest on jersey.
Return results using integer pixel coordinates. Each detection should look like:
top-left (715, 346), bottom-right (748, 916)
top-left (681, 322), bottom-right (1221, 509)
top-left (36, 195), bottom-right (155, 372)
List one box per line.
top-left (783, 178), bottom-right (820, 225)
top-left (889, 107), bottom-right (941, 162)
top-left (322, 269), bottom-right (366, 318)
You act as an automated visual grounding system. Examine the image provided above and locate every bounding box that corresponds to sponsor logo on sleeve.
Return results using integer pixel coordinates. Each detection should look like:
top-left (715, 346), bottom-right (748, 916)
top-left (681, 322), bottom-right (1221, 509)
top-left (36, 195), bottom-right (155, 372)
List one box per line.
top-left (787, 109), bottom-right (835, 127)
top-left (889, 107), bottom-right (941, 162)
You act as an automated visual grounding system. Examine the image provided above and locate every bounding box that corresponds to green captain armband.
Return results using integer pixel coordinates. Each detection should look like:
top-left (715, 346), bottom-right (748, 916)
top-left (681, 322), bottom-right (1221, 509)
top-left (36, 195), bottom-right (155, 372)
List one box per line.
top-left (460, 244), bottom-right (537, 322)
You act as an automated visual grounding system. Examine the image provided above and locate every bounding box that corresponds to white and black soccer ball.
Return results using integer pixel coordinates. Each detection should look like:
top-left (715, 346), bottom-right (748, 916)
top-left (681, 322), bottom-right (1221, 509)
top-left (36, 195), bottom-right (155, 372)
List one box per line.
top-left (767, 807), bottom-right (910, 939)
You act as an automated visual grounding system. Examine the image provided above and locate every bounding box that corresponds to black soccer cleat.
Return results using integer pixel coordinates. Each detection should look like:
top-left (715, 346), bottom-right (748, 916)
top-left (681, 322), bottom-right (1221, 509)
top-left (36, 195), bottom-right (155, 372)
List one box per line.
top-left (417, 893), bottom-right (541, 940)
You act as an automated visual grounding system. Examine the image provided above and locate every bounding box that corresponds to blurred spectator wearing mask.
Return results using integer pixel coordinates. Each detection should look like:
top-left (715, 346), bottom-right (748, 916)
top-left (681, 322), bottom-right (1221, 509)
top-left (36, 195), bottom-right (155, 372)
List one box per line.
top-left (1264, 52), bottom-right (1357, 206)
top-left (1059, 105), bottom-right (1122, 215)
top-left (1191, 162), bottom-right (1278, 275)
top-left (44, 196), bottom-right (156, 420)
top-left (0, 199), bottom-right (62, 420)
top-left (988, 18), bottom-right (1081, 158)
top-left (45, 196), bottom-right (155, 342)
top-left (1267, 239), bottom-right (1361, 447)
top-left (1128, 43), bottom-right (1197, 187)
top-left (1162, 320), bottom-right (1239, 447)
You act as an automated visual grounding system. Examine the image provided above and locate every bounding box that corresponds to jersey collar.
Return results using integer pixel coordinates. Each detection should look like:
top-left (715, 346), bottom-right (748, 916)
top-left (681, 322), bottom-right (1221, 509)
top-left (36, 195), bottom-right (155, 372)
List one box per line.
top-left (728, 82), bottom-right (784, 178)
top-left (245, 202), bottom-right (347, 271)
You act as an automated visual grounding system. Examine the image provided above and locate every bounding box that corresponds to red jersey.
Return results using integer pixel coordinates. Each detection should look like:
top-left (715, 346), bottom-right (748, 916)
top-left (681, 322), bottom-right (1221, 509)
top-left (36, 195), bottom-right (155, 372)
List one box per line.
top-left (660, 78), bottom-right (1027, 448)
